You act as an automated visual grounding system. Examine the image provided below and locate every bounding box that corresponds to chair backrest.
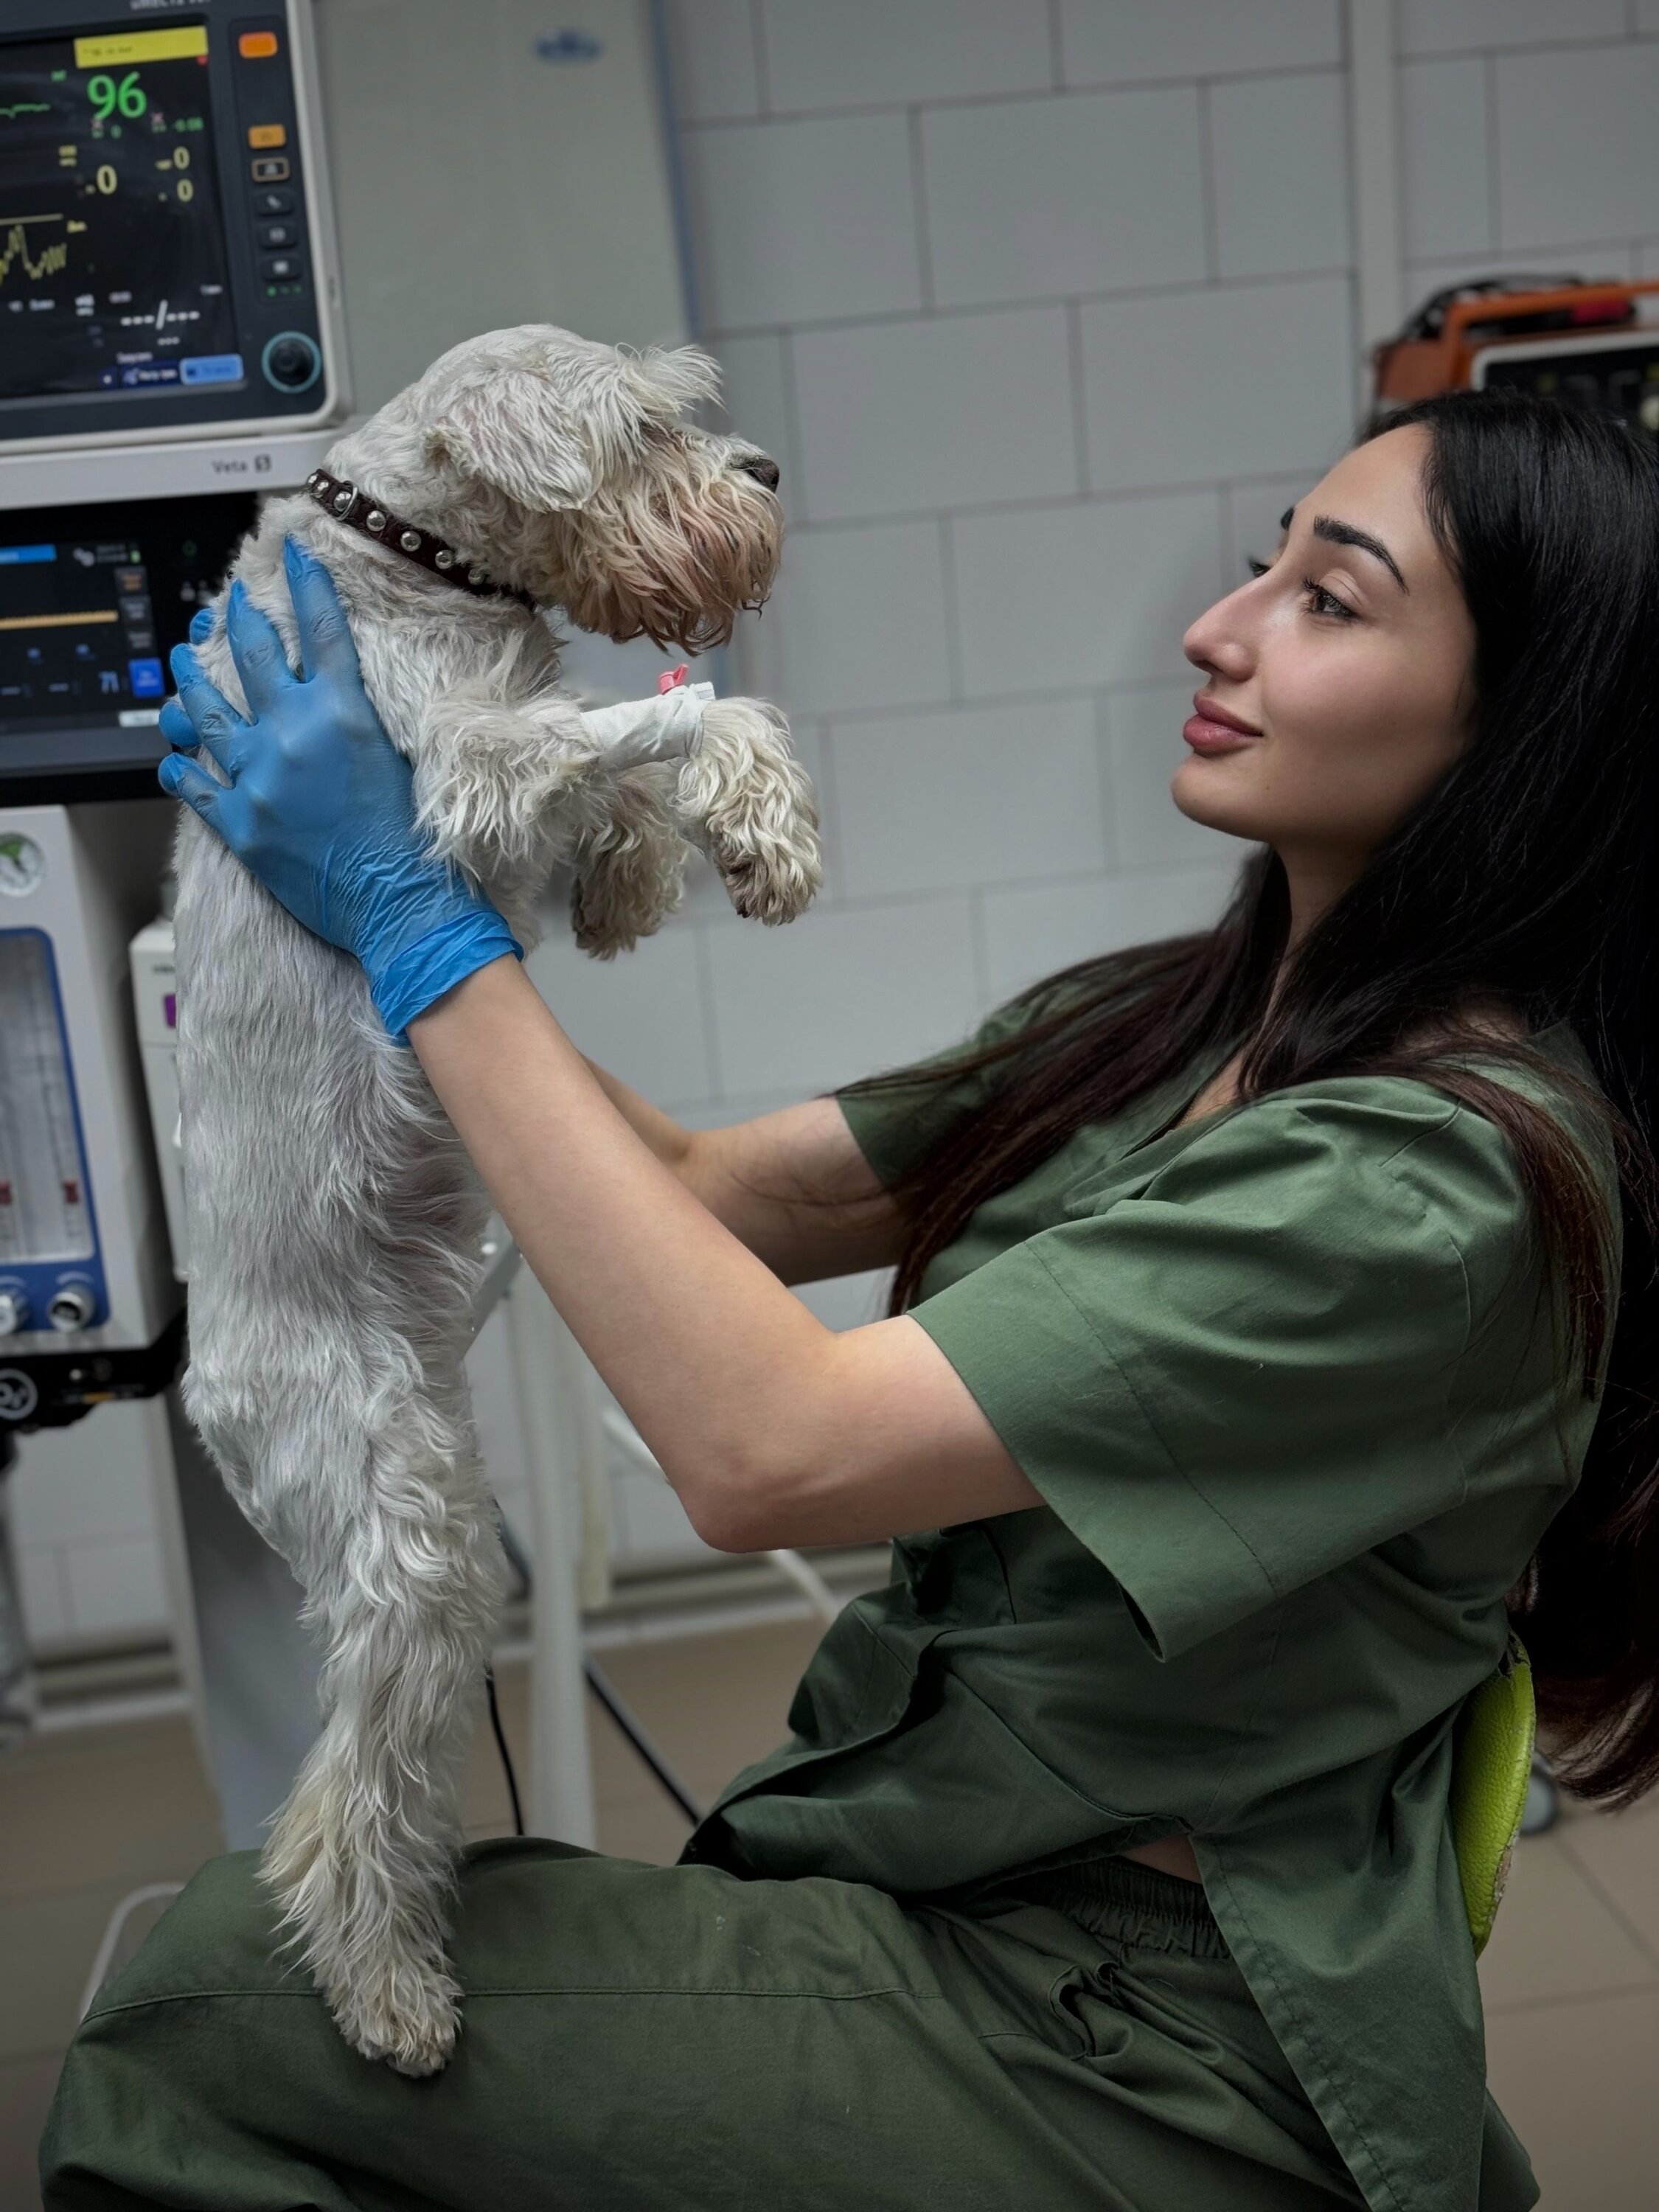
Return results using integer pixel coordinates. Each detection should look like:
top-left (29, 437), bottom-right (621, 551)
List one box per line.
top-left (1448, 1632), bottom-right (1536, 1956)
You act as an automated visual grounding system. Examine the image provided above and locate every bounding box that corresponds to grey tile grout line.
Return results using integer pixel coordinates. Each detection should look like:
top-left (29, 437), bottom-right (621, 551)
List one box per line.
top-left (688, 914), bottom-right (726, 1102)
top-left (1552, 1826), bottom-right (1659, 1977)
top-left (774, 330), bottom-right (808, 527)
top-left (936, 514), bottom-right (965, 706)
top-left (676, 58), bottom-right (1370, 130)
top-left (1046, 0), bottom-right (1065, 94)
top-left (748, 0), bottom-right (771, 118)
top-left (700, 228), bottom-right (1659, 347)
top-left (1064, 298), bottom-right (1091, 495)
top-left (751, 478), bottom-right (1237, 534)
top-left (907, 105), bottom-right (936, 312)
top-left (704, 266), bottom-right (1360, 342)
top-left (1197, 80), bottom-right (1221, 285)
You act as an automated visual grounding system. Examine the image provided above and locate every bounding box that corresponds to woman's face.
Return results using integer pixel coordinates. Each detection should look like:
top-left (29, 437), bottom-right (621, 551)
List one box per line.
top-left (1175, 425), bottom-right (1478, 896)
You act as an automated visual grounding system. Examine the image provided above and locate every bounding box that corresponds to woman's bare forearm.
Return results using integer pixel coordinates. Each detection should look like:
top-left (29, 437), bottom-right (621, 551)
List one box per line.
top-left (411, 958), bottom-right (1038, 1551)
top-left (582, 1062), bottom-right (904, 1284)
top-left (580, 1057), bottom-right (694, 1172)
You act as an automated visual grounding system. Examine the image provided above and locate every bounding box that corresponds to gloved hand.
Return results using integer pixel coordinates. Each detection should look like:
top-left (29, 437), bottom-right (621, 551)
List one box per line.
top-left (159, 538), bottom-right (521, 1042)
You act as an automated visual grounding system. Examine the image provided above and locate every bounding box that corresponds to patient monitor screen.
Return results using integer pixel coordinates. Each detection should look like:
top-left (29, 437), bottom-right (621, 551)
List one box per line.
top-left (0, 21), bottom-right (240, 402)
top-left (0, 4), bottom-right (330, 438)
top-left (0, 492), bottom-right (254, 799)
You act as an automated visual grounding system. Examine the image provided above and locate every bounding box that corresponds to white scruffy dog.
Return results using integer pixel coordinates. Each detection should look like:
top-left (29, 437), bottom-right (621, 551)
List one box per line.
top-left (172, 324), bottom-right (818, 2074)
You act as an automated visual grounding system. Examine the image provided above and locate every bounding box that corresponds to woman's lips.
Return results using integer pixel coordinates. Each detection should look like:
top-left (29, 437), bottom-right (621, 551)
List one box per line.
top-left (1183, 696), bottom-right (1262, 753)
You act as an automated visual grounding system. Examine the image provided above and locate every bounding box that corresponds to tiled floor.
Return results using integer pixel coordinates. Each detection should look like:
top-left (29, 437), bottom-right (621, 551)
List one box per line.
top-left (4, 1619), bottom-right (1658, 2210)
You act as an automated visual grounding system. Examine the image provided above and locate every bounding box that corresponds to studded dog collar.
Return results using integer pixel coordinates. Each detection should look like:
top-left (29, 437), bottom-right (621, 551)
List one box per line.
top-left (302, 467), bottom-right (540, 615)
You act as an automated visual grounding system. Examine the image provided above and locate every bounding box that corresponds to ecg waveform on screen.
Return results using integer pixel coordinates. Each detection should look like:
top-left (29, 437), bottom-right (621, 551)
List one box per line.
top-left (0, 218), bottom-right (71, 288)
top-left (0, 103), bottom-right (52, 122)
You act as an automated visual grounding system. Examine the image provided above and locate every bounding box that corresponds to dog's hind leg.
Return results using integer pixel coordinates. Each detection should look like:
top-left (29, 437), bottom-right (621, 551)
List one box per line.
top-left (568, 771), bottom-right (688, 956)
top-left (251, 1349), bottom-right (508, 2075)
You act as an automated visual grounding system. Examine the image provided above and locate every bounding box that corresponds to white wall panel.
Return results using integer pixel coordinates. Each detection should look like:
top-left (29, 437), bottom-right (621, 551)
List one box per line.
top-left (1398, 0), bottom-right (1626, 58)
top-left (681, 115), bottom-right (922, 328)
top-left (828, 700), bottom-right (1106, 899)
top-left (748, 522), bottom-right (953, 716)
top-left (526, 919), bottom-right (716, 1110)
top-left (791, 310), bottom-right (1079, 521)
top-left (14, 1546), bottom-right (71, 1646)
top-left (762, 0), bottom-right (1052, 111)
top-left (923, 87), bottom-right (1206, 310)
top-left (1495, 46), bottom-right (1659, 251)
top-left (981, 867), bottom-right (1241, 1001)
top-left (952, 490), bottom-right (1226, 696)
top-left (661, 0), bottom-right (763, 122)
top-left (704, 896), bottom-right (979, 1096)
top-left (8, 1406), bottom-right (158, 1550)
top-left (1399, 58), bottom-right (1493, 265)
top-left (1060, 0), bottom-right (1342, 86)
top-left (63, 1537), bottom-right (170, 1638)
top-left (1080, 276), bottom-right (1356, 491)
top-left (1209, 73), bottom-right (1352, 280)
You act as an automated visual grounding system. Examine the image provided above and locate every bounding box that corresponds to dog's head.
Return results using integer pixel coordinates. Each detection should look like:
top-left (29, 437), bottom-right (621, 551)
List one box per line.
top-left (376, 324), bottom-right (781, 647)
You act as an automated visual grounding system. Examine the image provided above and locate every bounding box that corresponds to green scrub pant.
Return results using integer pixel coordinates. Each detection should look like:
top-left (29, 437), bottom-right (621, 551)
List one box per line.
top-left (41, 1840), bottom-right (1363, 2211)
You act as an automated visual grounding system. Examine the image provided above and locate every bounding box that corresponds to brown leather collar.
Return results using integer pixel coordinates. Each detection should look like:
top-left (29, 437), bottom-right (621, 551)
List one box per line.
top-left (302, 467), bottom-right (540, 615)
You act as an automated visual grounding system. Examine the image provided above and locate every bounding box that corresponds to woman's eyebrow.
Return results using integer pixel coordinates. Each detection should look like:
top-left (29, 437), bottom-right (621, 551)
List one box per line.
top-left (1310, 514), bottom-right (1408, 592)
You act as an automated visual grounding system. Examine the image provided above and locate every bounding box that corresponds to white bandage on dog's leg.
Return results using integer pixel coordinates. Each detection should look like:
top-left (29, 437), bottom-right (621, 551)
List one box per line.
top-left (577, 682), bottom-right (714, 771)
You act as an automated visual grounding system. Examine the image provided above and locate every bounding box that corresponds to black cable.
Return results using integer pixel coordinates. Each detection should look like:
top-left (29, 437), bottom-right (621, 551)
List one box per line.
top-left (585, 1655), bottom-right (706, 1824)
top-left (488, 1495), bottom-right (706, 1827)
top-left (484, 1665), bottom-right (524, 1837)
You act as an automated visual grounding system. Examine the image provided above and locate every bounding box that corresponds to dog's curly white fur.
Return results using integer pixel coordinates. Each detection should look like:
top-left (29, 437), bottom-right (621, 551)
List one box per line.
top-left (172, 326), bottom-right (818, 2074)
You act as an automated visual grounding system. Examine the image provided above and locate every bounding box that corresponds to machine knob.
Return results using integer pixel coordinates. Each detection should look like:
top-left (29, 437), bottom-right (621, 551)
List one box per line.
top-left (0, 1292), bottom-right (28, 1336)
top-left (46, 1284), bottom-right (97, 1332)
top-left (261, 330), bottom-right (321, 392)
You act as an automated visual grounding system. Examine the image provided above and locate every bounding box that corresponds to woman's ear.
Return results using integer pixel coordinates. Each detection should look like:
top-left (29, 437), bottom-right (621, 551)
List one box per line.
top-left (425, 370), bottom-right (597, 512)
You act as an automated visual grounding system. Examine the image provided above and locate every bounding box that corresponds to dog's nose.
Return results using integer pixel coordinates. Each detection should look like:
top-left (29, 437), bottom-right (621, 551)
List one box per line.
top-left (739, 453), bottom-right (781, 493)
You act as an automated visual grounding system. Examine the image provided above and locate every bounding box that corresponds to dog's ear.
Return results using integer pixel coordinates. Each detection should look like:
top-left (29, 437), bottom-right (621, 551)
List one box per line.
top-left (425, 371), bottom-right (597, 512)
top-left (618, 346), bottom-right (722, 428)
top-left (423, 345), bottom-right (721, 515)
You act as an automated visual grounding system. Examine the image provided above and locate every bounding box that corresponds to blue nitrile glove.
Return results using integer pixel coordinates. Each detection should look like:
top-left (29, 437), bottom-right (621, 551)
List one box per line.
top-left (159, 539), bottom-right (521, 1042)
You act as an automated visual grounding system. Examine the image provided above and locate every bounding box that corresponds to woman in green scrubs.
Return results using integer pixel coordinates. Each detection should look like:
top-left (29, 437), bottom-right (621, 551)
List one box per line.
top-left (44, 391), bottom-right (1659, 2211)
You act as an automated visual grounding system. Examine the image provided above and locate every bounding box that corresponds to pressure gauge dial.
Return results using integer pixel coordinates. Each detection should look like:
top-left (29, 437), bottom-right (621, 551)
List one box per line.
top-left (0, 836), bottom-right (45, 899)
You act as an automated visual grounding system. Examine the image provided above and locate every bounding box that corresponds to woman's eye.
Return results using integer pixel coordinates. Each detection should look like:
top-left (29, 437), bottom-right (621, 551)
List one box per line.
top-left (1245, 556), bottom-right (1271, 578)
top-left (1301, 577), bottom-right (1356, 622)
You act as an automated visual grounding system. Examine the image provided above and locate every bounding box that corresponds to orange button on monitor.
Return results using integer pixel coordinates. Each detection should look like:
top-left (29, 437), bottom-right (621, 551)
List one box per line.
top-left (238, 29), bottom-right (279, 58)
top-left (246, 122), bottom-right (287, 150)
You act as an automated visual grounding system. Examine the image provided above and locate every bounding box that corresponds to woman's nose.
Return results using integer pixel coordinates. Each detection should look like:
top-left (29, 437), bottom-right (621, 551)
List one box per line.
top-left (1183, 591), bottom-right (1255, 681)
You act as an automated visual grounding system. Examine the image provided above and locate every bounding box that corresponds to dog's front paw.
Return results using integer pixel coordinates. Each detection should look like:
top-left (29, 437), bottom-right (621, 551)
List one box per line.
top-left (709, 833), bottom-right (820, 925)
top-left (327, 1953), bottom-right (463, 2077)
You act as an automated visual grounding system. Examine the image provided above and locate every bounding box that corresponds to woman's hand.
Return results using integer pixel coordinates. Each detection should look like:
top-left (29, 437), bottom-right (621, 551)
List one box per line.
top-left (159, 537), bottom-right (521, 1040)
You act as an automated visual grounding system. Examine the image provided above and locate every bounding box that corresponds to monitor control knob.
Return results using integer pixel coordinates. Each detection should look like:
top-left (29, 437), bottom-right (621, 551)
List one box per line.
top-left (0, 1293), bottom-right (28, 1336)
top-left (261, 331), bottom-right (321, 393)
top-left (47, 1284), bottom-right (97, 1333)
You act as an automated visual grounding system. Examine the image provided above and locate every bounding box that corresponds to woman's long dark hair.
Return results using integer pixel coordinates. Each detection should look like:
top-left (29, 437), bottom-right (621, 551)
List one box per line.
top-left (846, 390), bottom-right (1659, 1804)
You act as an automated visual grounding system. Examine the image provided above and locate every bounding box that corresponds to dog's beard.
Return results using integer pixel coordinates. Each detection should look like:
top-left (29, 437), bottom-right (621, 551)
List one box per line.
top-left (555, 476), bottom-right (782, 651)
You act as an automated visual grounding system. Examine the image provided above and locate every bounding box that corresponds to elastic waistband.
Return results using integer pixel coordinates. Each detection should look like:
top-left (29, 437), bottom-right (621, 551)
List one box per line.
top-left (1014, 1855), bottom-right (1232, 1961)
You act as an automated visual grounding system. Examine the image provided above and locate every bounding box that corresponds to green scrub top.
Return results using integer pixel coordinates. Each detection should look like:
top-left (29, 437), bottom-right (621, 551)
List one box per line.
top-left (682, 1002), bottom-right (1620, 2212)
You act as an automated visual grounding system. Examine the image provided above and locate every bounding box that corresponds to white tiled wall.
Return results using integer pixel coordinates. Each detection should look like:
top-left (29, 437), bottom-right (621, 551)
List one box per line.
top-left (17, 0), bottom-right (1659, 1647)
